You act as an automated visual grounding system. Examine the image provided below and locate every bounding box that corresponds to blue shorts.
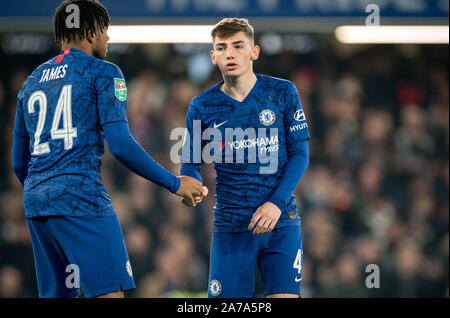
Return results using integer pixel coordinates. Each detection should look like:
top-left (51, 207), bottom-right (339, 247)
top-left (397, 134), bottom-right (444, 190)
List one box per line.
top-left (207, 223), bottom-right (303, 298)
top-left (27, 215), bottom-right (135, 298)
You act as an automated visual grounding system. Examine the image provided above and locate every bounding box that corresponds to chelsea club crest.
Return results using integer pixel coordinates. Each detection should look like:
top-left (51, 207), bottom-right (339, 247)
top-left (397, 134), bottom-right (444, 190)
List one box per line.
top-left (259, 109), bottom-right (276, 126)
top-left (209, 279), bottom-right (222, 296)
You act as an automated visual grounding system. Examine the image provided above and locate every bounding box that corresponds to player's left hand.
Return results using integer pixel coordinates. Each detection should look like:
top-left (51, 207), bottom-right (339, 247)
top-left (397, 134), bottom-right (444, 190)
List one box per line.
top-left (248, 202), bottom-right (281, 235)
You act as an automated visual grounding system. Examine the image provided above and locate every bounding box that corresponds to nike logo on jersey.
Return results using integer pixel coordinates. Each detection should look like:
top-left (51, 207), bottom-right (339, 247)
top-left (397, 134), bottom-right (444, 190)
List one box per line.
top-left (295, 277), bottom-right (302, 282)
top-left (213, 121), bottom-right (229, 129)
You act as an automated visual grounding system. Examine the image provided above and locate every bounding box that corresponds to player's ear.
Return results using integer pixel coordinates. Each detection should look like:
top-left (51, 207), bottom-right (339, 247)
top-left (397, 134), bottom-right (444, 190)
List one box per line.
top-left (86, 29), bottom-right (95, 44)
top-left (210, 50), bottom-right (217, 65)
top-left (251, 45), bottom-right (260, 61)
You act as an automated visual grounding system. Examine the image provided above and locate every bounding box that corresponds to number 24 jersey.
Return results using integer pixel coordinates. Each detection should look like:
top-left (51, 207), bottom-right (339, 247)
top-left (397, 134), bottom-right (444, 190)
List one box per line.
top-left (14, 48), bottom-right (128, 218)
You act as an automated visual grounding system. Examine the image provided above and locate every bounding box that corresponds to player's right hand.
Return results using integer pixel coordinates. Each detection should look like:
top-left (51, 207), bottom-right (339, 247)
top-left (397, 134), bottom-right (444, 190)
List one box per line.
top-left (176, 176), bottom-right (204, 206)
top-left (181, 186), bottom-right (208, 207)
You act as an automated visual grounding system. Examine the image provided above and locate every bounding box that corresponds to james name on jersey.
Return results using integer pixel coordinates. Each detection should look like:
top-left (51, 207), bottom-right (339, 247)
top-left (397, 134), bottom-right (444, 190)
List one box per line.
top-left (39, 64), bottom-right (69, 83)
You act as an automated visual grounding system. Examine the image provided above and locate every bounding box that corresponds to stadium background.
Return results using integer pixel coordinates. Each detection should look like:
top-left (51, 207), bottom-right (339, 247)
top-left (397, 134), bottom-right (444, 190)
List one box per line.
top-left (0, 0), bottom-right (448, 298)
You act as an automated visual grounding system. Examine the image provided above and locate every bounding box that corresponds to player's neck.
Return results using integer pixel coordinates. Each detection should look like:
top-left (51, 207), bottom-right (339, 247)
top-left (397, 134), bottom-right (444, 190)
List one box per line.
top-left (221, 72), bottom-right (257, 102)
top-left (61, 41), bottom-right (94, 57)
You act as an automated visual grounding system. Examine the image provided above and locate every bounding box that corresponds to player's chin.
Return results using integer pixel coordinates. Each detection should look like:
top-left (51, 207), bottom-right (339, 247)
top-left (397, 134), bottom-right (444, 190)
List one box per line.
top-left (222, 68), bottom-right (241, 77)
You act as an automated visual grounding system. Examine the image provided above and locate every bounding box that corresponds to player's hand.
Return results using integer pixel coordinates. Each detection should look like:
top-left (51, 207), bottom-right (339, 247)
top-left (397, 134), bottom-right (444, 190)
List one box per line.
top-left (181, 186), bottom-right (208, 207)
top-left (176, 176), bottom-right (204, 206)
top-left (248, 202), bottom-right (281, 235)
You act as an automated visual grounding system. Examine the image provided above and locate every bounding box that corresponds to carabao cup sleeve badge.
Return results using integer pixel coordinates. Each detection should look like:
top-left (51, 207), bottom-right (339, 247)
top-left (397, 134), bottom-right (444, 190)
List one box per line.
top-left (114, 78), bottom-right (127, 101)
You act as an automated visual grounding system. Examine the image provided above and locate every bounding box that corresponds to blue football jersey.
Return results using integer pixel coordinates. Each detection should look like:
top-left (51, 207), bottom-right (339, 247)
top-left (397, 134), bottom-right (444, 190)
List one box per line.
top-left (181, 74), bottom-right (310, 231)
top-left (14, 48), bottom-right (128, 218)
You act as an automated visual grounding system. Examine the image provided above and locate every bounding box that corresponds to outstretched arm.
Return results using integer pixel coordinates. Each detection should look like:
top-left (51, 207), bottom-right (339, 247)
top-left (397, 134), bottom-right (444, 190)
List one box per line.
top-left (103, 121), bottom-right (203, 204)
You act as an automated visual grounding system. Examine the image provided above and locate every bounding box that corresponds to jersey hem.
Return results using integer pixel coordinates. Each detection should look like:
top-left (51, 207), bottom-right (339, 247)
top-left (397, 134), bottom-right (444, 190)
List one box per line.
top-left (26, 210), bottom-right (116, 219)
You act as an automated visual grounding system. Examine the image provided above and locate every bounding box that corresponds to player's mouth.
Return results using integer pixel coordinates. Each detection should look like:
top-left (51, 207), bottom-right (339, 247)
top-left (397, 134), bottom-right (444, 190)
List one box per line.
top-left (226, 63), bottom-right (238, 70)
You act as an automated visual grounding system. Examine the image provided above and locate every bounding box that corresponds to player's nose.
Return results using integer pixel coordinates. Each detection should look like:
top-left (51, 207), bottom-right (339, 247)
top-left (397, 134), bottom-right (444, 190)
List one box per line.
top-left (225, 47), bottom-right (234, 58)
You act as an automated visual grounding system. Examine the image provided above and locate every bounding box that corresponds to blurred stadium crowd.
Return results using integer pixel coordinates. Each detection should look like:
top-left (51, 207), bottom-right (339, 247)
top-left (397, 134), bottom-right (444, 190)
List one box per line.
top-left (0, 36), bottom-right (448, 298)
